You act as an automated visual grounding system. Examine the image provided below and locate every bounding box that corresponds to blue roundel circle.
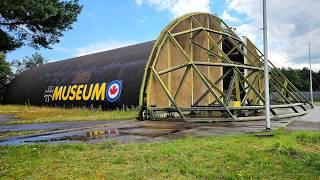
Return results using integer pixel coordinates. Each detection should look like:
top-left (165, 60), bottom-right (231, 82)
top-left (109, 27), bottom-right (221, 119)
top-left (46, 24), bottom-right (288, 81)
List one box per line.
top-left (106, 80), bottom-right (122, 102)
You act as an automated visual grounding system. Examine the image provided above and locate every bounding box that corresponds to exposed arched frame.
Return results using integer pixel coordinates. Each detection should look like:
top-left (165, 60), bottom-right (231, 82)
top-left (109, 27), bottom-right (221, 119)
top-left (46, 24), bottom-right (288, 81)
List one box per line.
top-left (139, 12), bottom-right (312, 121)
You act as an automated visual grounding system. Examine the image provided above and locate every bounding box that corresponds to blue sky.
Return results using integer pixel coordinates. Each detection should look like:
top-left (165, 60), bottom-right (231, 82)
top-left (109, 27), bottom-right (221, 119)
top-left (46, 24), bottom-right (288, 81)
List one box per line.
top-left (6, 0), bottom-right (320, 70)
top-left (7, 0), bottom-right (227, 62)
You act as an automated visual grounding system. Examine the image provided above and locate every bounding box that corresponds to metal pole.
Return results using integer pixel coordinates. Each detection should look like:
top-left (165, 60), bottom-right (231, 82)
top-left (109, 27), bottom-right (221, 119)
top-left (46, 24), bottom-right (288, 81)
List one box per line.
top-left (309, 43), bottom-right (313, 106)
top-left (263, 0), bottom-right (271, 129)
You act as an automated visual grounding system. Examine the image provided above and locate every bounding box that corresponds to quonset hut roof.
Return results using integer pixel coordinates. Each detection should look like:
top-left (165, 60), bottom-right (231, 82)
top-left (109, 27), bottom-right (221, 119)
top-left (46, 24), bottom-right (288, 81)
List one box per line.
top-left (4, 41), bottom-right (154, 109)
top-left (4, 12), bottom-right (312, 121)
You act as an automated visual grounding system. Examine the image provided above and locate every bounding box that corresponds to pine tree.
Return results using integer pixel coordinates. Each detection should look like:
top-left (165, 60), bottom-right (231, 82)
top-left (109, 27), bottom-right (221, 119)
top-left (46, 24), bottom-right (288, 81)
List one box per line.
top-left (0, 0), bottom-right (82, 53)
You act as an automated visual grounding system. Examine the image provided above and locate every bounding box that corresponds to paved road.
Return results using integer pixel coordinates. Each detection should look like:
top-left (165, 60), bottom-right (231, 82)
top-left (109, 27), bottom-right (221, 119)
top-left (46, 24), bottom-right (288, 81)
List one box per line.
top-left (286, 105), bottom-right (320, 130)
top-left (0, 120), bottom-right (131, 132)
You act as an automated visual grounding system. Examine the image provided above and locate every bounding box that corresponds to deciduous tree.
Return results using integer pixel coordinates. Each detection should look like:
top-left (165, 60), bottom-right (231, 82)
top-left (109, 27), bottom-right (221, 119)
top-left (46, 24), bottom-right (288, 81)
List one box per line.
top-left (0, 53), bottom-right (13, 103)
top-left (13, 52), bottom-right (48, 75)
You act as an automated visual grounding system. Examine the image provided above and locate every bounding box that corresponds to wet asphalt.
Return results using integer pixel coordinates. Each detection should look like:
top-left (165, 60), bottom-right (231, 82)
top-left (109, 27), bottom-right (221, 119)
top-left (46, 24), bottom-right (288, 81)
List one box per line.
top-left (0, 120), bottom-right (130, 132)
top-left (286, 105), bottom-right (320, 130)
top-left (0, 105), bottom-right (319, 145)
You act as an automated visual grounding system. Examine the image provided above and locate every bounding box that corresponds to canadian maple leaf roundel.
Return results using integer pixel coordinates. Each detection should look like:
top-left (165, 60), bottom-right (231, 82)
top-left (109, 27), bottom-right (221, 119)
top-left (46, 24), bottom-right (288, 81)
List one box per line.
top-left (110, 85), bottom-right (118, 95)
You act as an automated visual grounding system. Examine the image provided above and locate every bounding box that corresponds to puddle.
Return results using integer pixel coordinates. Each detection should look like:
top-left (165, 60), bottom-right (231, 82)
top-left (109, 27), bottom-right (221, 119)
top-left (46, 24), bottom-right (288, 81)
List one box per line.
top-left (0, 122), bottom-right (186, 145)
top-left (20, 128), bottom-right (121, 143)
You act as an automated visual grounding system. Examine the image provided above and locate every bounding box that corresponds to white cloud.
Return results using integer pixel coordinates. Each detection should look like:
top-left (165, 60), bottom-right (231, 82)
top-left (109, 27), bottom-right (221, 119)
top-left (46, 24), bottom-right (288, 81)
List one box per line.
top-left (269, 50), bottom-right (289, 67)
top-left (170, 0), bottom-right (211, 17)
top-left (235, 23), bottom-right (260, 44)
top-left (226, 0), bottom-right (320, 70)
top-left (227, 0), bottom-right (261, 23)
top-left (137, 0), bottom-right (211, 17)
top-left (74, 39), bottom-right (137, 56)
top-left (135, 0), bottom-right (143, 6)
top-left (221, 10), bottom-right (240, 23)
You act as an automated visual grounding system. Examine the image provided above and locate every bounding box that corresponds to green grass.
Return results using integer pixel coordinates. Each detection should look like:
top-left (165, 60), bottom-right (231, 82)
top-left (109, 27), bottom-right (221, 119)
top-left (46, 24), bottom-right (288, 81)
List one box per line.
top-left (0, 130), bottom-right (319, 179)
top-left (0, 105), bottom-right (137, 124)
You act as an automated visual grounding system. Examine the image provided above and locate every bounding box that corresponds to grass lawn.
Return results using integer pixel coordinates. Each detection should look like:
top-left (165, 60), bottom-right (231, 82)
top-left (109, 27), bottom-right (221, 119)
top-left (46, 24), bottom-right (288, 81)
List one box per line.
top-left (0, 105), bottom-right (137, 124)
top-left (0, 130), bottom-right (319, 179)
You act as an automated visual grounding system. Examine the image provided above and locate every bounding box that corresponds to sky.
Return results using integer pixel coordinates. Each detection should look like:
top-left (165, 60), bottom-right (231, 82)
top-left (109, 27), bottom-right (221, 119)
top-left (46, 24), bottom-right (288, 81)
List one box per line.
top-left (6, 0), bottom-right (320, 70)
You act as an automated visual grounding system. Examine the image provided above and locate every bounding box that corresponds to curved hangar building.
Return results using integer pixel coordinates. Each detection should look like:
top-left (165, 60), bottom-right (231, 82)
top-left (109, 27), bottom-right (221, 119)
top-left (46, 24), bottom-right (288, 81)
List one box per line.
top-left (4, 13), bottom-right (312, 121)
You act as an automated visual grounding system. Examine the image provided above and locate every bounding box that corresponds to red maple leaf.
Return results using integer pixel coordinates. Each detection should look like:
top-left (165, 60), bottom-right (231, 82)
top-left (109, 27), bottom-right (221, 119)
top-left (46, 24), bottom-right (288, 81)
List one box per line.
top-left (109, 85), bottom-right (118, 95)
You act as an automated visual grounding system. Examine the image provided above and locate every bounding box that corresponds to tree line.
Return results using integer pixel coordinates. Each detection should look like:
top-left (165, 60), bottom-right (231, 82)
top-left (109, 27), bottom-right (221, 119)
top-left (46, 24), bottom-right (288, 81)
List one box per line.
top-left (0, 52), bottom-right (48, 102)
top-left (279, 67), bottom-right (320, 91)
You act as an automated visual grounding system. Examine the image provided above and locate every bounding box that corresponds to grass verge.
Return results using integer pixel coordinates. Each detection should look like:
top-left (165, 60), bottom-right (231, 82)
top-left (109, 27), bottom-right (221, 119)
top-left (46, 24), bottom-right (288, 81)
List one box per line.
top-left (0, 130), bottom-right (319, 179)
top-left (0, 105), bottom-right (137, 124)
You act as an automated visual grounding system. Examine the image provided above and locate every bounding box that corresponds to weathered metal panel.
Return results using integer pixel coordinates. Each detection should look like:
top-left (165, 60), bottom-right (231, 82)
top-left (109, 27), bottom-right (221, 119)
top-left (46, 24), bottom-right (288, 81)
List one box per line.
top-left (4, 41), bottom-right (155, 109)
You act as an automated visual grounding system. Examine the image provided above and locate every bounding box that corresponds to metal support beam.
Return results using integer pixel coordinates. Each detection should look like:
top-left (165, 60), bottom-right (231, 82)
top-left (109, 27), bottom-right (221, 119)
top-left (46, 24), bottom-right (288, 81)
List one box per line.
top-left (151, 68), bottom-right (186, 120)
top-left (143, 13), bottom-right (311, 122)
top-left (263, 0), bottom-right (271, 129)
top-left (174, 66), bottom-right (190, 99)
top-left (309, 43), bottom-right (314, 106)
top-left (168, 32), bottom-right (236, 120)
